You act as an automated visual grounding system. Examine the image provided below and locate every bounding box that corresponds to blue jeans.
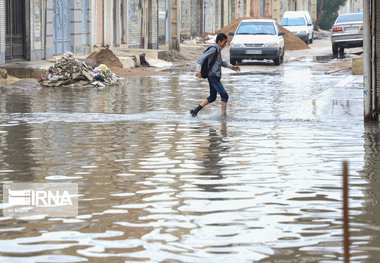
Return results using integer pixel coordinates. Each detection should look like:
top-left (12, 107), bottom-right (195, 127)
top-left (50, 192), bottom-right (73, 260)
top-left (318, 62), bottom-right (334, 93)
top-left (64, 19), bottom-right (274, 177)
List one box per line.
top-left (207, 75), bottom-right (229, 103)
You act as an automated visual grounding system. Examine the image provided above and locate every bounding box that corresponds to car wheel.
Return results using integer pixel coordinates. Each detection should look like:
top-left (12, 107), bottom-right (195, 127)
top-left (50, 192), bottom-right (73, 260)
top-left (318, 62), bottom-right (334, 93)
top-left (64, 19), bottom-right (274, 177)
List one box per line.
top-left (280, 50), bottom-right (285, 64)
top-left (310, 33), bottom-right (313, 44)
top-left (339, 47), bottom-right (345, 54)
top-left (332, 44), bottom-right (338, 55)
top-left (230, 58), bottom-right (237, 65)
top-left (274, 56), bottom-right (280, 66)
top-left (305, 34), bottom-right (310, 44)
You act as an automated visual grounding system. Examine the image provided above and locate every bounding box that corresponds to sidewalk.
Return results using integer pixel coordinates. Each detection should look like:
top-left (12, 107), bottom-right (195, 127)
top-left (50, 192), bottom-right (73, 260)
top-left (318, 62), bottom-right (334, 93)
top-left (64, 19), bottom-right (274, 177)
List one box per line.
top-left (0, 46), bottom-right (180, 79)
top-left (0, 60), bottom-right (54, 79)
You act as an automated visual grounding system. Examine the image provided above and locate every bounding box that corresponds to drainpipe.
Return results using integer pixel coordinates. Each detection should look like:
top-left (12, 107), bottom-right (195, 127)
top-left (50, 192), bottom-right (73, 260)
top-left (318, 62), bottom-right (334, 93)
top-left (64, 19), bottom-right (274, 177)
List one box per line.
top-left (44, 0), bottom-right (47, 59)
top-left (363, 0), bottom-right (372, 120)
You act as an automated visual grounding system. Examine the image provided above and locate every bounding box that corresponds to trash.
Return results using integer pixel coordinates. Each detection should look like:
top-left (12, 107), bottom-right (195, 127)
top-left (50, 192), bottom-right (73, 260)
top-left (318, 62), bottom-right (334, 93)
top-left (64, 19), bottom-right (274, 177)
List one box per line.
top-left (38, 52), bottom-right (122, 88)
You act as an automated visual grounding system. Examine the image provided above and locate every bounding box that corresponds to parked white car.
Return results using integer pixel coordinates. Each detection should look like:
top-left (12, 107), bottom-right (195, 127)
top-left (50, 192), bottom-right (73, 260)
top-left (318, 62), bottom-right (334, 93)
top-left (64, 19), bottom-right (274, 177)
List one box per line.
top-left (280, 11), bottom-right (314, 44)
top-left (229, 19), bottom-right (285, 66)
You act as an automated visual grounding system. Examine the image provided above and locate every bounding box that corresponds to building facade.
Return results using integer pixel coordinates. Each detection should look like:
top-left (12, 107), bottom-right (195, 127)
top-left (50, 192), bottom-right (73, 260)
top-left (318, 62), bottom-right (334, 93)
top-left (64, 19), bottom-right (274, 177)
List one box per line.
top-left (0, 0), bottom-right (318, 65)
top-left (340, 0), bottom-right (363, 14)
top-left (179, 0), bottom-right (317, 38)
top-left (272, 0), bottom-right (317, 23)
top-left (0, 0), bottom-right (91, 64)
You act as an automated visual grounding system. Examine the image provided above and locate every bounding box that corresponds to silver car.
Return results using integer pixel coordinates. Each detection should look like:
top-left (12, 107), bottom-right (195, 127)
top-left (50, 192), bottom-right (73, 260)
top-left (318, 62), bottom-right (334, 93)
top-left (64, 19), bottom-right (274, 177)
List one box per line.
top-left (331, 13), bottom-right (363, 54)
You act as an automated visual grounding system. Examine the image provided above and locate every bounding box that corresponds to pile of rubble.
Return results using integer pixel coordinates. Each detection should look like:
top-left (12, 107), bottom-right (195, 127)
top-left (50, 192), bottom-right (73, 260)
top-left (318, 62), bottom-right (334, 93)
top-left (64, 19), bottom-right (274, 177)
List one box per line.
top-left (38, 52), bottom-right (122, 88)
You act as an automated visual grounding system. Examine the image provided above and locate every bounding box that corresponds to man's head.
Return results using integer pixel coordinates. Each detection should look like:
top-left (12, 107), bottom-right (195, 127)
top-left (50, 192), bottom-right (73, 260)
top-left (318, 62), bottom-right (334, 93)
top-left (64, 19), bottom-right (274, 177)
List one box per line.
top-left (216, 33), bottom-right (228, 49)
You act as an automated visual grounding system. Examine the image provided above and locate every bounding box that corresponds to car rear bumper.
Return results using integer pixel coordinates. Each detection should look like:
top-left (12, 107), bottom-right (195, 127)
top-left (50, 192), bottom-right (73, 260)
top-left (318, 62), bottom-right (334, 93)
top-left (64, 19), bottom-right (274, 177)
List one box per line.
top-left (331, 34), bottom-right (363, 47)
top-left (230, 47), bottom-right (281, 60)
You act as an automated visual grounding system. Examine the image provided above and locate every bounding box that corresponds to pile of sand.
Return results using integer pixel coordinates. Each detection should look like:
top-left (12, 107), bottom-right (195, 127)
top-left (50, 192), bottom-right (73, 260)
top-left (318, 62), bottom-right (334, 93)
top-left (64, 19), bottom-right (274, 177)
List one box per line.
top-left (215, 17), bottom-right (310, 51)
top-left (87, 48), bottom-right (123, 69)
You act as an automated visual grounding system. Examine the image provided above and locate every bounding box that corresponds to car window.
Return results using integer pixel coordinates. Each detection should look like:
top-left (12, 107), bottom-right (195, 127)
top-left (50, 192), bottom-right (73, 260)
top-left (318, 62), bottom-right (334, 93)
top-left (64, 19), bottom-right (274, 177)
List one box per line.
top-left (280, 17), bottom-right (306, 26)
top-left (336, 13), bottom-right (363, 23)
top-left (236, 22), bottom-right (276, 35)
top-left (306, 16), bottom-right (312, 25)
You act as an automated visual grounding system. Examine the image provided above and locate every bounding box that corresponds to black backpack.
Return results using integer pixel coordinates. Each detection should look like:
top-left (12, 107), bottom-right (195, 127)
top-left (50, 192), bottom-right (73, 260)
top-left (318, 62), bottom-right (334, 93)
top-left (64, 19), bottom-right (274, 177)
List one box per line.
top-left (200, 46), bottom-right (218, 79)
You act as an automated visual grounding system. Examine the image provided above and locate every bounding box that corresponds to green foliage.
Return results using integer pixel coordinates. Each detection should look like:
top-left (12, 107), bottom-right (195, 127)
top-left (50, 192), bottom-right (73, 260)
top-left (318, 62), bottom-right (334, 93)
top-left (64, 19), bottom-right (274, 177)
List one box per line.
top-left (317, 0), bottom-right (347, 30)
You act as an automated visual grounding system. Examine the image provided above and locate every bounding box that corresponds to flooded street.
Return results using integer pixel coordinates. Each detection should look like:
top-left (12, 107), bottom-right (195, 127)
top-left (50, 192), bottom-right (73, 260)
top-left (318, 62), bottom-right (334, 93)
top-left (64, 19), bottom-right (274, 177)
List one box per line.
top-left (1, 49), bottom-right (379, 262)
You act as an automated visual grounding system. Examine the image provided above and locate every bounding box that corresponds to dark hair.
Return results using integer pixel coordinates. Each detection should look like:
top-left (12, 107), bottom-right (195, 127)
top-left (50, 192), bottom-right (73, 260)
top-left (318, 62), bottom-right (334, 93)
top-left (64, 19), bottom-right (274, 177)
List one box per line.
top-left (216, 33), bottom-right (227, 43)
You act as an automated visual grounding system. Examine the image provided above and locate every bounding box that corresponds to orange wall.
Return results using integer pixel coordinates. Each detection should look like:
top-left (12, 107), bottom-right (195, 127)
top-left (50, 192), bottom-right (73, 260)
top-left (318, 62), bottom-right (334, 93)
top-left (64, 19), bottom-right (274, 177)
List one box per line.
top-left (250, 0), bottom-right (272, 18)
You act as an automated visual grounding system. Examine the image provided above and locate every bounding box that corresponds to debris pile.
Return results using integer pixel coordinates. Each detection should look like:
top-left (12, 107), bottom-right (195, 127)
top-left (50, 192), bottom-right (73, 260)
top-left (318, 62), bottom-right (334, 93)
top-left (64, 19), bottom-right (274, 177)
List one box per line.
top-left (38, 52), bottom-right (122, 88)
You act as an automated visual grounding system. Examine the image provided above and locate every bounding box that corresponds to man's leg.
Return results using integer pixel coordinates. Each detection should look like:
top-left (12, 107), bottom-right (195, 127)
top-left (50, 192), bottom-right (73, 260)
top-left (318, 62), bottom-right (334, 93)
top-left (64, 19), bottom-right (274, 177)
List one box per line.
top-left (221, 101), bottom-right (227, 114)
top-left (190, 77), bottom-right (217, 117)
top-left (213, 79), bottom-right (228, 115)
top-left (190, 99), bottom-right (208, 117)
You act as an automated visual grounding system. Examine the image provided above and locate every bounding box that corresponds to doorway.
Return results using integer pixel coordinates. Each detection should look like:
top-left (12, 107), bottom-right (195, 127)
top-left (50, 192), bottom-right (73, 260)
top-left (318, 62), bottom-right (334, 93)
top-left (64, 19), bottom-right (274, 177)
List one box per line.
top-left (5, 0), bottom-right (26, 61)
top-left (53, 0), bottom-right (71, 55)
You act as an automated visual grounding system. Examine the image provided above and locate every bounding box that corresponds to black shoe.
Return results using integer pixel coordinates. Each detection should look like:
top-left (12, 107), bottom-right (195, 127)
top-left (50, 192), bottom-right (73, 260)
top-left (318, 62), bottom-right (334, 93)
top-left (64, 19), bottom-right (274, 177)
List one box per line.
top-left (190, 105), bottom-right (203, 117)
top-left (190, 109), bottom-right (197, 117)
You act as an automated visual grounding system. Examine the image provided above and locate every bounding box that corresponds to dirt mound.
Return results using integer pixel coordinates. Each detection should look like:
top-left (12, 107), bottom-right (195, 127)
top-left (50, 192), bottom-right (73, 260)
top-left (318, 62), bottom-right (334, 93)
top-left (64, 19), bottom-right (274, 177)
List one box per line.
top-left (87, 48), bottom-right (123, 69)
top-left (215, 17), bottom-right (310, 51)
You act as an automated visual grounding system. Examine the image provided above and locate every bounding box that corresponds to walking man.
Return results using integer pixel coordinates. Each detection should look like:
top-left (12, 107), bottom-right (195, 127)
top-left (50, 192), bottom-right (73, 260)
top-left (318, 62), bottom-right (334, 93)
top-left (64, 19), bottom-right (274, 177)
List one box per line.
top-left (190, 33), bottom-right (240, 117)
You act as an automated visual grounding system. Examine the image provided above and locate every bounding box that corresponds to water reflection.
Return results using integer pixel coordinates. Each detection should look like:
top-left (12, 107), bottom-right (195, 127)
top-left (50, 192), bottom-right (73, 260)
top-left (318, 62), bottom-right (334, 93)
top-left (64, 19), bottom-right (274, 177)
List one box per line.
top-left (198, 120), bottom-right (229, 192)
top-left (0, 58), bottom-right (374, 262)
top-left (356, 122), bottom-right (380, 261)
top-left (0, 93), bottom-right (36, 181)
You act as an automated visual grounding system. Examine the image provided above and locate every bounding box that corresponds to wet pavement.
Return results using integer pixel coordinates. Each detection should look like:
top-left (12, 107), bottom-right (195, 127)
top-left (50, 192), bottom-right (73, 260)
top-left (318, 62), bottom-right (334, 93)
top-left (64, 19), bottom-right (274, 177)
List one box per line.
top-left (0, 49), bottom-right (379, 262)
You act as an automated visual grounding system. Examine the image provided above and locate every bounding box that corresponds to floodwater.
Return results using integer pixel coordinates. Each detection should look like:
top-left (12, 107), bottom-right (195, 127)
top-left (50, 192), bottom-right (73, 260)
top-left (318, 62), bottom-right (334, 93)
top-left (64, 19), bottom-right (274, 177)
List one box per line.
top-left (0, 55), bottom-right (378, 263)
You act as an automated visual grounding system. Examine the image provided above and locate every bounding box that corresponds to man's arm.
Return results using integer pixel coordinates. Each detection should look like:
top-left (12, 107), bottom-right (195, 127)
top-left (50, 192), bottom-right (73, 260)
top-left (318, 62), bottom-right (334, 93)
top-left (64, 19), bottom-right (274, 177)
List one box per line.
top-left (222, 60), bottom-right (241, 73)
top-left (221, 61), bottom-right (234, 70)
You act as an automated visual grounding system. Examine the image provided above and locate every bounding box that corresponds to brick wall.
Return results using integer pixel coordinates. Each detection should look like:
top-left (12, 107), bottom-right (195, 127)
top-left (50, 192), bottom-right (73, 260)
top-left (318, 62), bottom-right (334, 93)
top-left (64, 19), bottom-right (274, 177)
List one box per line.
top-left (148, 0), bottom-right (158, 49)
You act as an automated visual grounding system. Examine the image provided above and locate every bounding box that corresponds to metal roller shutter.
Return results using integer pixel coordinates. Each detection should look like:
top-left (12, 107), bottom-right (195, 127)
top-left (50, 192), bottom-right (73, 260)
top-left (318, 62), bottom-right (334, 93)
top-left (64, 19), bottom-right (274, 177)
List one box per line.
top-left (376, 0), bottom-right (380, 112)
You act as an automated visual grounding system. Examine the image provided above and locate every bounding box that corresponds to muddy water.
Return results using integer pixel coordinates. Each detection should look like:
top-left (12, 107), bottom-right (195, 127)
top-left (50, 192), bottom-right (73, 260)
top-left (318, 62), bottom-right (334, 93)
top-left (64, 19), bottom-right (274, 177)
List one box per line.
top-left (0, 58), bottom-right (378, 262)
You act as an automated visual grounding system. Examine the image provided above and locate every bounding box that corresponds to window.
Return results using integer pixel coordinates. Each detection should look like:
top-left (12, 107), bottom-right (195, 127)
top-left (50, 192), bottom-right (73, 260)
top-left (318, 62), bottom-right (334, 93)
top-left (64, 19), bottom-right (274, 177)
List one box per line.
top-left (236, 22), bottom-right (276, 35)
top-left (336, 13), bottom-right (363, 23)
top-left (280, 17), bottom-right (306, 26)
